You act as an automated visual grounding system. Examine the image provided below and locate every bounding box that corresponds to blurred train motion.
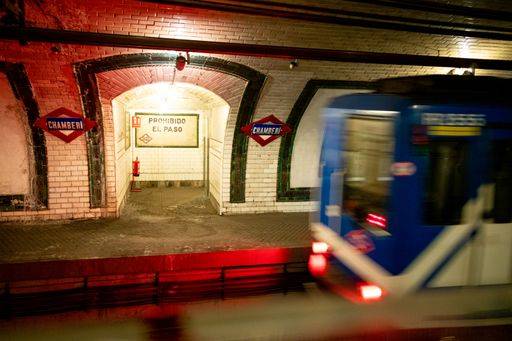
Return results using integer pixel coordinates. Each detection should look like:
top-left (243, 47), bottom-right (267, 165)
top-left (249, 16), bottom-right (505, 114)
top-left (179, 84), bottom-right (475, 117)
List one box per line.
top-left (309, 75), bottom-right (512, 301)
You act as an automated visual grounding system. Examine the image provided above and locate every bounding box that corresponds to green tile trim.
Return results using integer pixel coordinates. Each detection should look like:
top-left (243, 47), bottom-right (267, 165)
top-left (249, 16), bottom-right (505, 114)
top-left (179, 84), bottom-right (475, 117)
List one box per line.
top-left (0, 62), bottom-right (48, 209)
top-left (0, 195), bottom-right (25, 212)
top-left (73, 53), bottom-right (266, 207)
top-left (276, 79), bottom-right (374, 202)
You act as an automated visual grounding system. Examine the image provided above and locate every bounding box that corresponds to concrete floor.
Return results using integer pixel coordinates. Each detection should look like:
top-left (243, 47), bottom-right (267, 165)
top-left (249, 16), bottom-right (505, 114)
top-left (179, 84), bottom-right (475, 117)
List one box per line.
top-left (0, 187), bottom-right (310, 263)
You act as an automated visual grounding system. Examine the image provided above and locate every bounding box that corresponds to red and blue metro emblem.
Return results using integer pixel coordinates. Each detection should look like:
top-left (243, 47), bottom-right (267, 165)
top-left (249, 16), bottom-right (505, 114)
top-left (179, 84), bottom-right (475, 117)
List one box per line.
top-left (34, 107), bottom-right (96, 143)
top-left (241, 114), bottom-right (291, 146)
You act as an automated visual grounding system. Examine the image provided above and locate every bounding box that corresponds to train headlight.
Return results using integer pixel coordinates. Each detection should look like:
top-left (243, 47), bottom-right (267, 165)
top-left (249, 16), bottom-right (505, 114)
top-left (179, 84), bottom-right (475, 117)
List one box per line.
top-left (312, 241), bottom-right (329, 254)
top-left (359, 284), bottom-right (383, 301)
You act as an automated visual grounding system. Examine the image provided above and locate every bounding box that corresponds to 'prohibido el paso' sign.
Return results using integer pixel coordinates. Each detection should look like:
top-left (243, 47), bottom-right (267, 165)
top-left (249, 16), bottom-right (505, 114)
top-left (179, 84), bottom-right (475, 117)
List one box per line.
top-left (135, 113), bottom-right (199, 148)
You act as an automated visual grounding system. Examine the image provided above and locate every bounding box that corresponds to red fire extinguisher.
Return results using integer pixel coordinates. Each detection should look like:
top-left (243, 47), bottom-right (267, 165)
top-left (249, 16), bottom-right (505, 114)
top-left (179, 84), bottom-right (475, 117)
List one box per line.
top-left (132, 157), bottom-right (140, 177)
top-left (131, 157), bottom-right (141, 192)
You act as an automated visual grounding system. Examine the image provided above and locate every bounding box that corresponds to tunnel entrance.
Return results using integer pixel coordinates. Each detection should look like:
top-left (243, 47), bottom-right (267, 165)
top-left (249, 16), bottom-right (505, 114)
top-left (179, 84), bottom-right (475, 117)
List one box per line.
top-left (112, 82), bottom-right (229, 216)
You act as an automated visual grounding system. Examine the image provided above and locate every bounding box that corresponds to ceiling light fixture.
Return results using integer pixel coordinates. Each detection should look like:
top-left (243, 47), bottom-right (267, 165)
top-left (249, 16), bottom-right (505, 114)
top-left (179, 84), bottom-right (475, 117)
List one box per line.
top-left (289, 58), bottom-right (298, 70)
top-left (176, 52), bottom-right (190, 71)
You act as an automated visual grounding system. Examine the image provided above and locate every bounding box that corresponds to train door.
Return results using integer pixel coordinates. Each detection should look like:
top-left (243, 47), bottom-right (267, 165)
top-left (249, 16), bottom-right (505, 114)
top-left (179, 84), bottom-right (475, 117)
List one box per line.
top-left (411, 113), bottom-right (512, 288)
top-left (410, 136), bottom-right (477, 287)
top-left (339, 112), bottom-right (397, 272)
top-left (474, 135), bottom-right (512, 285)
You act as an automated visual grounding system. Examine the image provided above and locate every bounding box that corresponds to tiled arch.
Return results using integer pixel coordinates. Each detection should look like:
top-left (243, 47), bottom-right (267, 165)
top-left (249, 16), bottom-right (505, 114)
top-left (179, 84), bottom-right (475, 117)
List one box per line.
top-left (276, 79), bottom-right (374, 202)
top-left (0, 62), bottom-right (48, 210)
top-left (74, 53), bottom-right (266, 207)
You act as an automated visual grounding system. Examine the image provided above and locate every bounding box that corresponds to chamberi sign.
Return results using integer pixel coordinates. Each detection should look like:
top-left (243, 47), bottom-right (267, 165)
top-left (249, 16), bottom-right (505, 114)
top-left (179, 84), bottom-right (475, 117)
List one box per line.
top-left (241, 114), bottom-right (291, 147)
top-left (34, 107), bottom-right (96, 143)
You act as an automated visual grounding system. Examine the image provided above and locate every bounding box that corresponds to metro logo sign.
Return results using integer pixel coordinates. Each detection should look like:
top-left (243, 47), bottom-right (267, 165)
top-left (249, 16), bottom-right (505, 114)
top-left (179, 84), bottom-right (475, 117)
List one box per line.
top-left (34, 107), bottom-right (96, 143)
top-left (241, 114), bottom-right (291, 147)
top-left (391, 162), bottom-right (417, 176)
top-left (344, 229), bottom-right (375, 254)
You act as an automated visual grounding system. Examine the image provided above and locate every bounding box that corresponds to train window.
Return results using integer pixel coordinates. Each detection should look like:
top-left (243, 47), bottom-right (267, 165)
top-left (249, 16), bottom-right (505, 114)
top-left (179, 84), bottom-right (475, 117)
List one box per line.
top-left (423, 141), bottom-right (469, 225)
top-left (489, 140), bottom-right (512, 223)
top-left (342, 116), bottom-right (394, 231)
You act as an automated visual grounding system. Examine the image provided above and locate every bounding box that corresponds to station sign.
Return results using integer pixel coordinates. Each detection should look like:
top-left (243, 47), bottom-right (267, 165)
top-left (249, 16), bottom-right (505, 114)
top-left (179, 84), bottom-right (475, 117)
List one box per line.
top-left (135, 113), bottom-right (199, 148)
top-left (34, 107), bottom-right (96, 143)
top-left (241, 114), bottom-right (291, 147)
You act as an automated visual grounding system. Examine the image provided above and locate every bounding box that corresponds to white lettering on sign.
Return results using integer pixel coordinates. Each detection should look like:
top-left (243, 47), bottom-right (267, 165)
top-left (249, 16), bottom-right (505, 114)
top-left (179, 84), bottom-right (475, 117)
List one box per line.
top-left (135, 113), bottom-right (199, 148)
top-left (421, 113), bottom-right (486, 126)
top-left (251, 125), bottom-right (282, 135)
top-left (47, 121), bottom-right (84, 130)
top-left (46, 117), bottom-right (84, 131)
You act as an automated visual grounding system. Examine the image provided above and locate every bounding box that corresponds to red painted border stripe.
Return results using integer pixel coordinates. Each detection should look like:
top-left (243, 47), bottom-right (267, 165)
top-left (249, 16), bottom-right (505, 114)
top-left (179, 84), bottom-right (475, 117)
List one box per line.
top-left (0, 247), bottom-right (308, 282)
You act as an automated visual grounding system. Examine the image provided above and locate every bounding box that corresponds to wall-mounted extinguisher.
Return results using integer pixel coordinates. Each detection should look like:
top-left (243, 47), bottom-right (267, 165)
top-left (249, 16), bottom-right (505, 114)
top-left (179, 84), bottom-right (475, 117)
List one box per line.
top-left (132, 157), bottom-right (140, 177)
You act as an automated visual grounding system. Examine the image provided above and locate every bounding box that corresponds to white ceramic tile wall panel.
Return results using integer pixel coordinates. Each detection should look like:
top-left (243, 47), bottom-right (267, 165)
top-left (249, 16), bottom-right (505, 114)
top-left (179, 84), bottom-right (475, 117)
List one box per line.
top-left (0, 74), bottom-right (30, 196)
top-left (112, 99), bottom-right (131, 212)
top-left (208, 104), bottom-right (229, 209)
top-left (290, 88), bottom-right (372, 188)
top-left (133, 120), bottom-right (205, 182)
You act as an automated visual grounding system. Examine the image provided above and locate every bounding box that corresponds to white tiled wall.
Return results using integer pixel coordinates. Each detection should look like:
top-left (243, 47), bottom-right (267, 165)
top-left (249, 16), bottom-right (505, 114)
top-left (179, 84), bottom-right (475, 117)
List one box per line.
top-left (112, 84), bottom-right (231, 191)
top-left (0, 74), bottom-right (31, 197)
top-left (112, 99), bottom-right (131, 212)
top-left (208, 104), bottom-right (229, 211)
top-left (131, 110), bottom-right (205, 182)
top-left (290, 88), bottom-right (372, 188)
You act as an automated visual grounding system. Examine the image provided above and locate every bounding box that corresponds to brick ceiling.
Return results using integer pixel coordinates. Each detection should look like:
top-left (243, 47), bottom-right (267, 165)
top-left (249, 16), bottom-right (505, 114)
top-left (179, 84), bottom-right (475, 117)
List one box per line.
top-left (97, 65), bottom-right (247, 105)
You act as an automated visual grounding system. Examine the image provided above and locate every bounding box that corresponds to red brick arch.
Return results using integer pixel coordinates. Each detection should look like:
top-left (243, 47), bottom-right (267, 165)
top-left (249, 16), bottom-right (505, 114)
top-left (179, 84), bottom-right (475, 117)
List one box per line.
top-left (74, 53), bottom-right (266, 207)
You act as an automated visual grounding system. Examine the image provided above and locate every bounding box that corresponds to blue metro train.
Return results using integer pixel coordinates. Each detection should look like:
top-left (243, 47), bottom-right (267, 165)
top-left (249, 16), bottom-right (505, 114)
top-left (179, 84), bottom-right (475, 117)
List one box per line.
top-left (309, 75), bottom-right (512, 300)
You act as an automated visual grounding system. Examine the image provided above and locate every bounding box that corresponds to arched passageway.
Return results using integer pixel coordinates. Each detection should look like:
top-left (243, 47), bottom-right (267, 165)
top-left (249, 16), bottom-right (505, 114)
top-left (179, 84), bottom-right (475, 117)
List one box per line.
top-left (110, 81), bottom-right (230, 215)
top-left (74, 53), bottom-right (266, 210)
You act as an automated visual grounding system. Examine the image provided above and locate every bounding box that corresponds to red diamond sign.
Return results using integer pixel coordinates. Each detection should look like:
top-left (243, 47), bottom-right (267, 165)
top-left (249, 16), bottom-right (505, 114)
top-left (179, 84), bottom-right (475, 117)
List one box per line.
top-left (241, 115), bottom-right (291, 147)
top-left (34, 107), bottom-right (96, 143)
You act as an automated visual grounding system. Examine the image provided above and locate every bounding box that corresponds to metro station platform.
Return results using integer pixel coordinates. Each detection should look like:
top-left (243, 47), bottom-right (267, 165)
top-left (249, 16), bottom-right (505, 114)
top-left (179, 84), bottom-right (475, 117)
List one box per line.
top-left (0, 188), bottom-right (311, 294)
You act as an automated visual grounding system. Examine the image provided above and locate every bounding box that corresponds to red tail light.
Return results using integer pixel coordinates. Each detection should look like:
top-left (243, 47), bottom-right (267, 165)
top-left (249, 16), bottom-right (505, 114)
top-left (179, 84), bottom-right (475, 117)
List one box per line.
top-left (312, 241), bottom-right (328, 254)
top-left (365, 213), bottom-right (387, 229)
top-left (308, 254), bottom-right (327, 276)
top-left (359, 284), bottom-right (383, 300)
